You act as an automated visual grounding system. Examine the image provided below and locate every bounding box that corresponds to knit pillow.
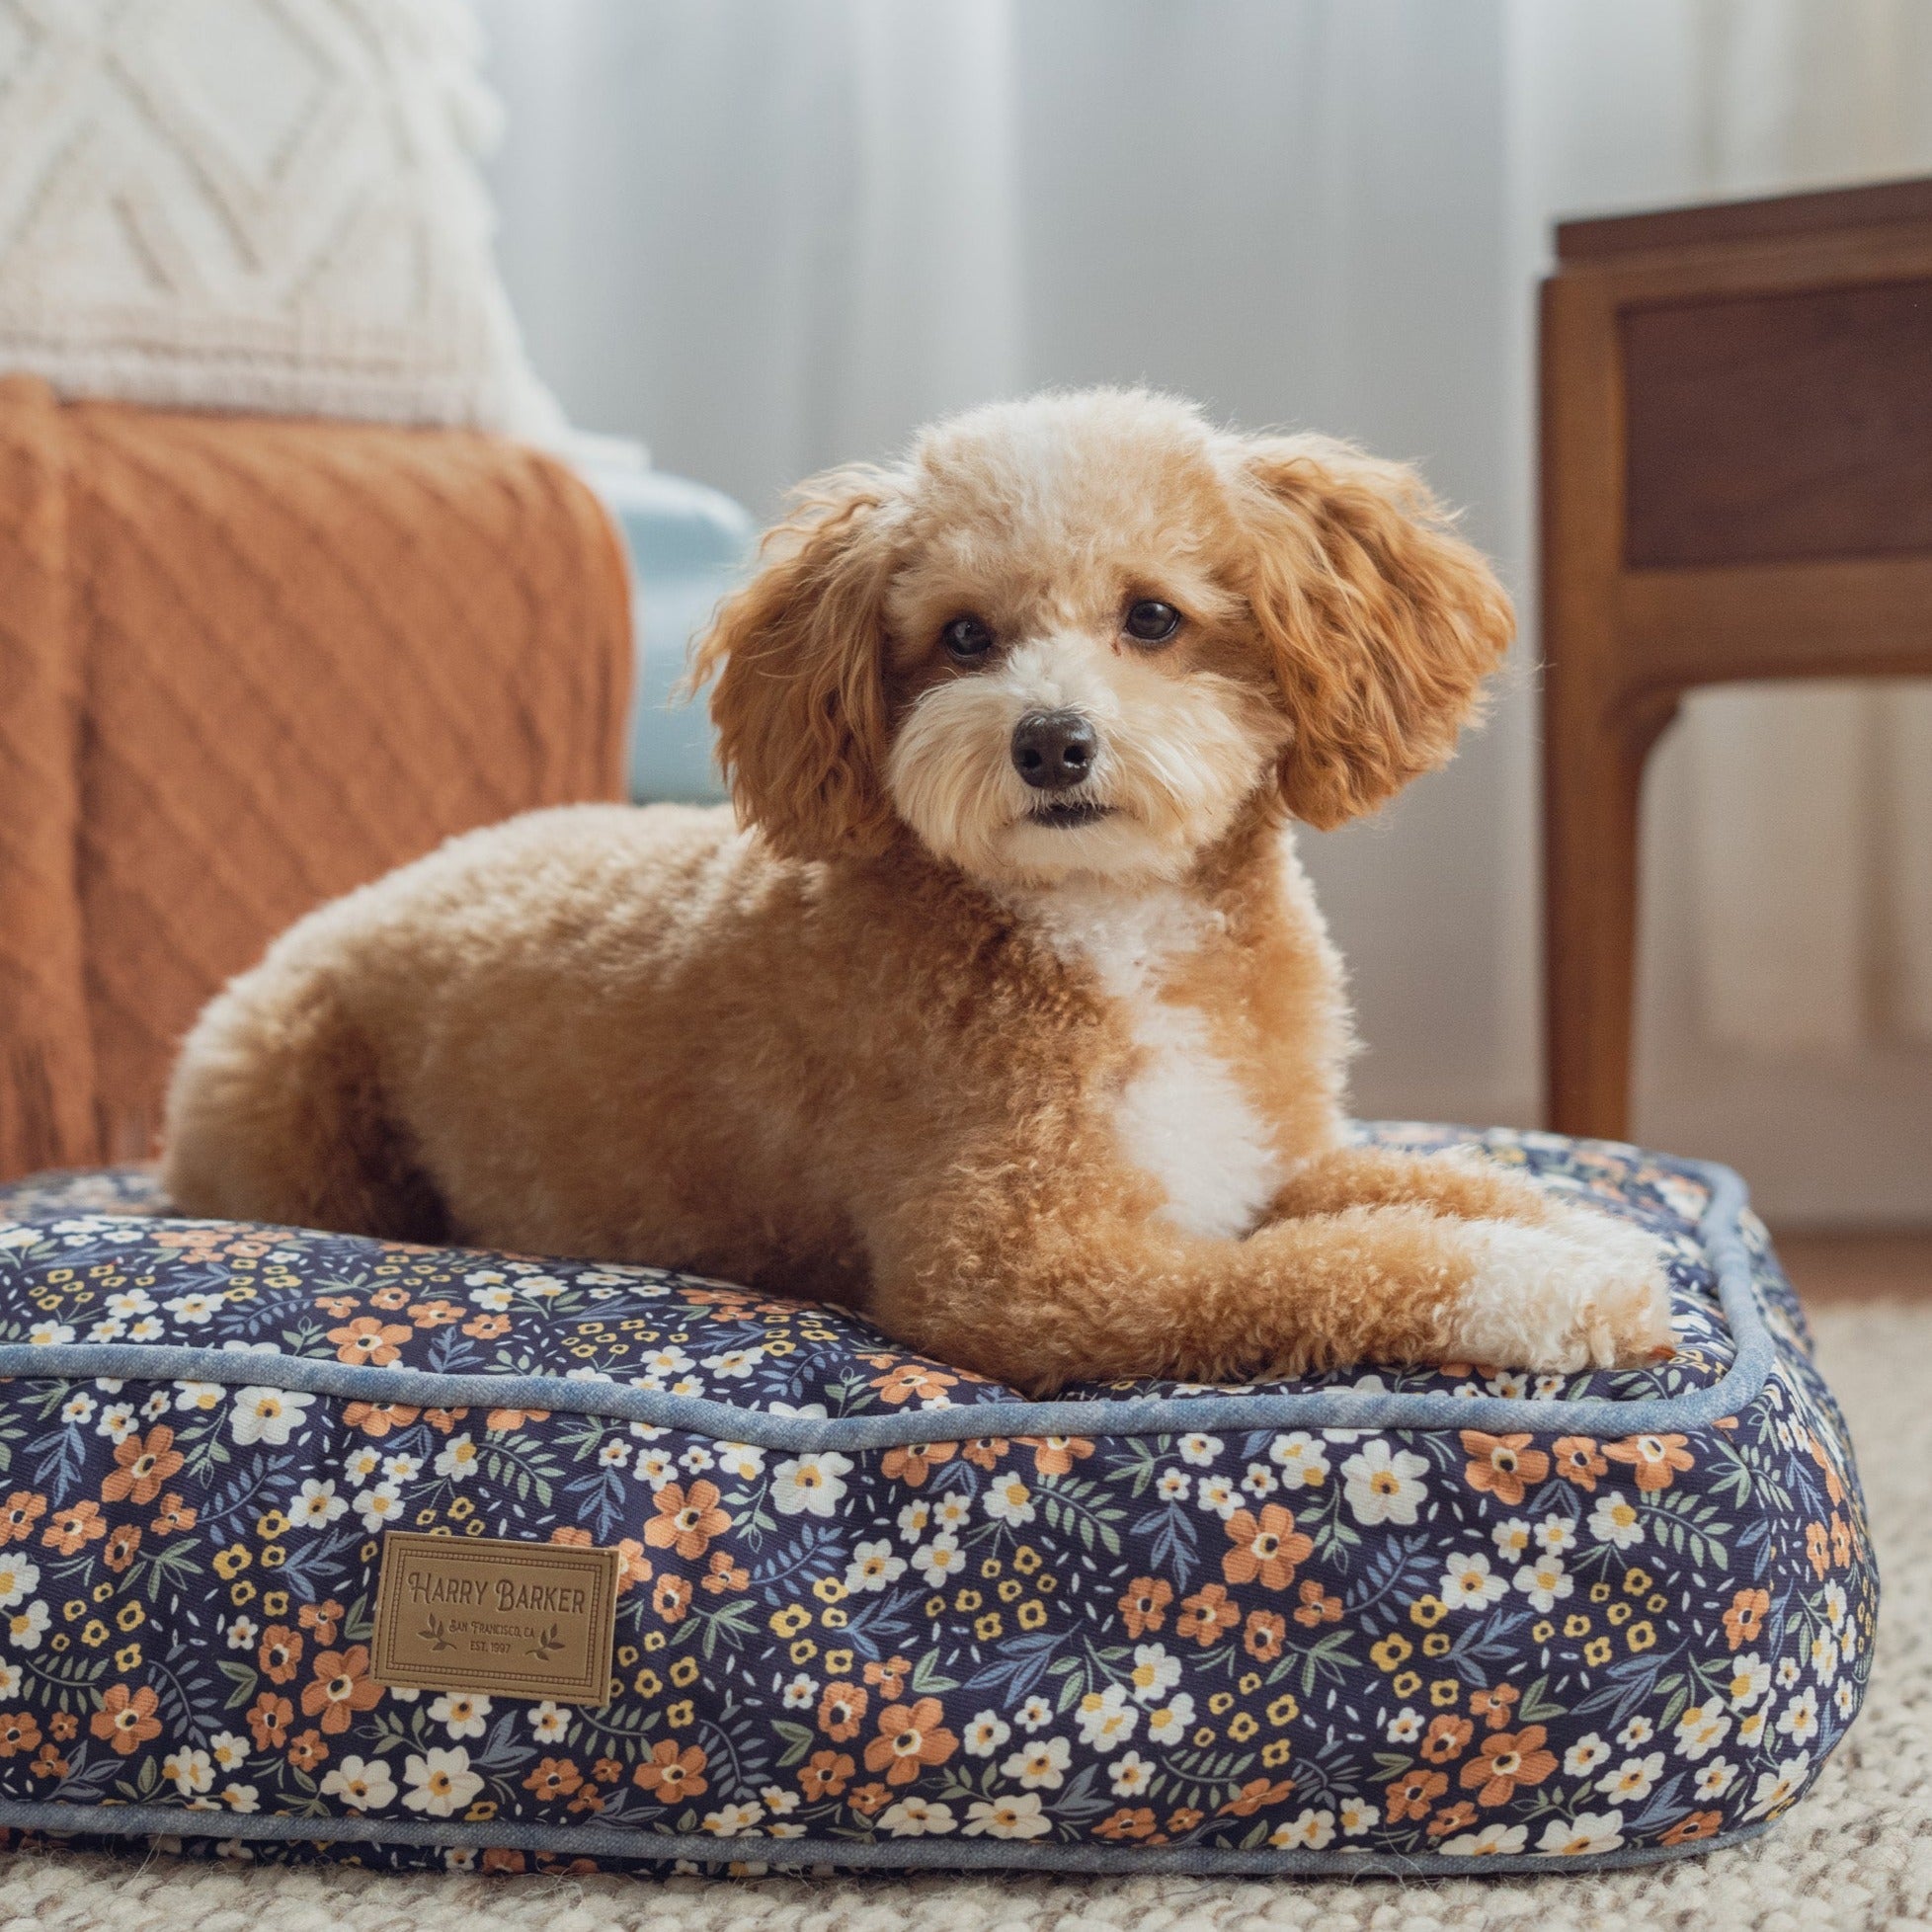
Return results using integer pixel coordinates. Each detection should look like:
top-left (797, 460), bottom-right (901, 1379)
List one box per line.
top-left (0, 0), bottom-right (562, 438)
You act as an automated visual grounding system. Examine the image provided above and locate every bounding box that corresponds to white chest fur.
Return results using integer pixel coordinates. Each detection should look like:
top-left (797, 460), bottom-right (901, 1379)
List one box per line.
top-left (1012, 881), bottom-right (1283, 1242)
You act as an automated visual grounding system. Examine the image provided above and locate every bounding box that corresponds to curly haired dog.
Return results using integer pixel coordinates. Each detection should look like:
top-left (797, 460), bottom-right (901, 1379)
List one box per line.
top-left (162, 388), bottom-right (1671, 1395)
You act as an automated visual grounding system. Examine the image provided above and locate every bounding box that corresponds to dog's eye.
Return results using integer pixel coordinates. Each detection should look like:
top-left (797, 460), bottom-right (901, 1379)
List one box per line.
top-left (1123, 600), bottom-right (1181, 645)
top-left (941, 615), bottom-right (995, 662)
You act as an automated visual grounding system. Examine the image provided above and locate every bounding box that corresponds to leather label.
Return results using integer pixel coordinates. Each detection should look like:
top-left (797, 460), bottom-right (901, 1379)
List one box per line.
top-left (370, 1532), bottom-right (619, 1706)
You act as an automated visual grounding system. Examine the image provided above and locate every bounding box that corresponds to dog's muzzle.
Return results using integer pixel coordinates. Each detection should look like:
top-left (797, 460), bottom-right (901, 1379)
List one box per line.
top-left (1011, 709), bottom-right (1097, 792)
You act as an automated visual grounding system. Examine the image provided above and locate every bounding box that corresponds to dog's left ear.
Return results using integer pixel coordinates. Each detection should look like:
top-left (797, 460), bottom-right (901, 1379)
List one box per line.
top-left (1226, 434), bottom-right (1514, 830)
top-left (688, 465), bottom-right (900, 862)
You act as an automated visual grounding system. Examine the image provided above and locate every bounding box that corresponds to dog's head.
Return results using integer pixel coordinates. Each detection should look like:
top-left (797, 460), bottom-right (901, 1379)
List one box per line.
top-left (691, 388), bottom-right (1512, 887)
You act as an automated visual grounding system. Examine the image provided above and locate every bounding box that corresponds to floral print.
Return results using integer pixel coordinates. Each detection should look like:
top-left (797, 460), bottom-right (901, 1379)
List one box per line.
top-left (0, 1126), bottom-right (1876, 1878)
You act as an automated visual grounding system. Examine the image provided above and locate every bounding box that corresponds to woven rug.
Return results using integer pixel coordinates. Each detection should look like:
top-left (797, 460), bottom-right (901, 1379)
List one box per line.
top-left (0, 1303), bottom-right (1923, 1932)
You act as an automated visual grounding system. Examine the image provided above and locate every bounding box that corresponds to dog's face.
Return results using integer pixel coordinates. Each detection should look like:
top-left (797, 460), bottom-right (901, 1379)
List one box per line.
top-left (694, 389), bottom-right (1512, 889)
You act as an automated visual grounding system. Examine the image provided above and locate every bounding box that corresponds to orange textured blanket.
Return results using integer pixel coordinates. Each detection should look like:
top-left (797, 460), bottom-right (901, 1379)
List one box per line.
top-left (0, 375), bottom-right (633, 1179)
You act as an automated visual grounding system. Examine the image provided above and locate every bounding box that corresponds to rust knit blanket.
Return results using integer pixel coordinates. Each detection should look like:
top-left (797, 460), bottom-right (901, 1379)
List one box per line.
top-left (0, 375), bottom-right (633, 1179)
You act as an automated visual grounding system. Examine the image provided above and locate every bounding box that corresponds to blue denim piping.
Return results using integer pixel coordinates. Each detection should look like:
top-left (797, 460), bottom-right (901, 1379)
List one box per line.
top-left (0, 1797), bottom-right (1769, 1877)
top-left (0, 1160), bottom-right (1775, 1452)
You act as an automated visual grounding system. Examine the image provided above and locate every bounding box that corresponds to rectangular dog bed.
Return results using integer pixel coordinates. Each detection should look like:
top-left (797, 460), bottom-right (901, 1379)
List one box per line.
top-left (0, 1125), bottom-right (1873, 1877)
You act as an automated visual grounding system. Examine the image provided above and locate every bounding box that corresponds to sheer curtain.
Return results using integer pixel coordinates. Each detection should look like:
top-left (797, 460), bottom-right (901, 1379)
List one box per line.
top-left (473, 0), bottom-right (1932, 1223)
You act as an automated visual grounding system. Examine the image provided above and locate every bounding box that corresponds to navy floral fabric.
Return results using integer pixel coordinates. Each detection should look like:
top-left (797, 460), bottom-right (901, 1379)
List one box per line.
top-left (0, 1127), bottom-right (1876, 1877)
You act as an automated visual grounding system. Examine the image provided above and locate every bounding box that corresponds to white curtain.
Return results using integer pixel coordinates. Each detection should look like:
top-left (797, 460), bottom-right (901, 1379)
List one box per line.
top-left (472, 0), bottom-right (1932, 1222)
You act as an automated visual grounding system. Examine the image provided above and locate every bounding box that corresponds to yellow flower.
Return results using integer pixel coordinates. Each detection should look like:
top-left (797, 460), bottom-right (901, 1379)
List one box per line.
top-left (1262, 1737), bottom-right (1293, 1767)
top-left (666, 1699), bottom-right (694, 1728)
top-left (811, 1577), bottom-right (845, 1603)
top-left (1409, 1594), bottom-right (1448, 1628)
top-left (1266, 1694), bottom-right (1300, 1727)
top-left (1627, 1620), bottom-right (1656, 1652)
top-left (1370, 1634), bottom-right (1412, 1672)
top-left (262, 1591), bottom-right (288, 1618)
top-left (974, 1612), bottom-right (1003, 1642)
top-left (1017, 1601), bottom-right (1046, 1630)
top-left (256, 1510), bottom-right (289, 1540)
top-left (115, 1603), bottom-right (143, 1632)
top-left (212, 1545), bottom-right (252, 1579)
top-left (1228, 1712), bottom-right (1258, 1741)
top-left (115, 1643), bottom-right (142, 1671)
top-left (767, 1606), bottom-right (810, 1638)
top-left (670, 1656), bottom-right (699, 1688)
top-left (1584, 1636), bottom-right (1613, 1666)
top-left (80, 1619), bottom-right (108, 1649)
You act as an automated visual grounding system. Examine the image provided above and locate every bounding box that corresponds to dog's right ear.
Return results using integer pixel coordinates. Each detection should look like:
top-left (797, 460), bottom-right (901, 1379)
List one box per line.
top-left (688, 466), bottom-right (900, 862)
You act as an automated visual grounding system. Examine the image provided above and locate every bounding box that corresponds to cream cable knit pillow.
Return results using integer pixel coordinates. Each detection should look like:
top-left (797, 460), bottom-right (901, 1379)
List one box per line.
top-left (0, 0), bottom-right (565, 439)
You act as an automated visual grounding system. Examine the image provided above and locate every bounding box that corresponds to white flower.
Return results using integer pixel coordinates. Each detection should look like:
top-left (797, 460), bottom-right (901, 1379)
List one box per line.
top-left (163, 1748), bottom-right (213, 1797)
top-left (1563, 1734), bottom-right (1610, 1776)
top-left (1441, 1552), bottom-right (1509, 1611)
top-left (1155, 1469), bottom-right (1191, 1502)
top-left (700, 1345), bottom-right (763, 1379)
top-left (467, 1284), bottom-right (514, 1312)
top-left (1597, 1752), bottom-right (1665, 1803)
top-left (1743, 1752), bottom-right (1811, 1821)
top-left (636, 1345), bottom-right (693, 1382)
top-left (1240, 1462), bottom-right (1278, 1498)
top-left (1268, 1432), bottom-right (1330, 1488)
top-left (1673, 1703), bottom-right (1731, 1760)
top-left (343, 1445), bottom-right (383, 1486)
top-left (381, 1453), bottom-right (422, 1485)
top-left (401, 1747), bottom-right (483, 1817)
top-left (284, 1479), bottom-right (347, 1531)
top-left (5, 1601), bottom-right (48, 1649)
top-left (1110, 1750), bottom-right (1154, 1797)
top-left (1617, 1716), bottom-right (1654, 1748)
top-left (761, 1785), bottom-right (799, 1815)
top-left (1126, 1643), bottom-right (1181, 1706)
top-left (0, 1664), bottom-right (20, 1698)
top-left (1145, 1693), bottom-right (1195, 1744)
top-left (1512, 1554), bottom-right (1573, 1613)
top-left (32, 1325), bottom-right (77, 1348)
top-left (880, 1796), bottom-right (956, 1837)
top-left (1490, 1517), bottom-right (1532, 1560)
top-left (1811, 1632), bottom-right (1840, 1688)
top-left (1778, 1687), bottom-right (1821, 1746)
top-left (781, 1674), bottom-right (816, 1709)
top-left (526, 1701), bottom-right (570, 1744)
top-left (982, 1474), bottom-right (1035, 1526)
top-left (97, 1404), bottom-right (137, 1444)
top-left (353, 1484), bottom-right (405, 1532)
top-left (164, 1291), bottom-right (226, 1325)
top-left (174, 1381), bottom-right (223, 1412)
top-left (718, 1442), bottom-right (765, 1482)
top-left (1177, 1432), bottom-right (1223, 1466)
top-left (58, 1392), bottom-right (95, 1425)
top-left (1776, 1655), bottom-right (1803, 1688)
top-left (1824, 1580), bottom-right (1848, 1630)
top-left (207, 1731), bottom-right (249, 1773)
top-left (911, 1535), bottom-right (966, 1585)
top-left (1002, 1735), bottom-right (1071, 1789)
top-left (125, 1319), bottom-right (163, 1341)
top-left (1194, 1475), bottom-right (1240, 1519)
top-left (897, 1498), bottom-right (933, 1543)
top-left (1588, 1492), bottom-right (1645, 1550)
top-left (1695, 1758), bottom-right (1738, 1800)
top-left (1270, 1808), bottom-right (1336, 1850)
top-left (1075, 1682), bottom-right (1139, 1753)
top-left (1387, 1707), bottom-right (1425, 1743)
top-left (597, 1440), bottom-right (630, 1468)
top-left (1535, 1514), bottom-right (1577, 1555)
top-left (321, 1756), bottom-right (397, 1811)
top-left (1341, 1440), bottom-right (1429, 1526)
top-left (963, 1710), bottom-right (1011, 1757)
top-left (700, 1801), bottom-right (764, 1837)
top-left (0, 1557), bottom-right (39, 1609)
top-left (1726, 1652), bottom-right (1772, 1710)
top-left (770, 1452), bottom-right (852, 1516)
top-left (1339, 1797), bottom-right (1380, 1836)
top-left (434, 1436), bottom-right (480, 1482)
top-left (225, 1617), bottom-right (259, 1651)
top-left (221, 1783), bottom-right (260, 1812)
top-left (845, 1540), bottom-right (907, 1594)
top-left (429, 1692), bottom-right (492, 1740)
top-left (634, 1448), bottom-right (676, 1489)
top-left (933, 1493), bottom-right (972, 1533)
top-left (85, 1321), bottom-right (125, 1343)
top-left (962, 1791), bottom-right (1051, 1839)
top-left (103, 1289), bottom-right (154, 1319)
top-left (231, 1387), bottom-right (315, 1448)
top-left (1737, 1706), bottom-right (1772, 1748)
top-left (1537, 1810), bottom-right (1626, 1856)
top-left (1442, 1822), bottom-right (1528, 1857)
top-left (1486, 1371), bottom-right (1531, 1400)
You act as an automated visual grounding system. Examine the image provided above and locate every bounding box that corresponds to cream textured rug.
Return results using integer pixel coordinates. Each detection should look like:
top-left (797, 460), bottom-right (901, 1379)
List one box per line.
top-left (0, 1304), bottom-right (1923, 1932)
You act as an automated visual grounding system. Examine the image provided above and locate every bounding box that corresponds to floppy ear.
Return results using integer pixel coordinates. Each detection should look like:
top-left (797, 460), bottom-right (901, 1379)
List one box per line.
top-left (1227, 434), bottom-right (1514, 830)
top-left (687, 465), bottom-right (900, 862)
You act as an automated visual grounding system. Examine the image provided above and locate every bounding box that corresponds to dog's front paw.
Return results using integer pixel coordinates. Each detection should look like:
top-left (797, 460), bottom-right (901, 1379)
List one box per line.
top-left (1439, 1213), bottom-right (1674, 1372)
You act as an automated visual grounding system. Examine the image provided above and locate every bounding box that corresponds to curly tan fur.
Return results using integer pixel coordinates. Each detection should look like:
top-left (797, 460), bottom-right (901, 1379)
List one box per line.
top-left (162, 388), bottom-right (1672, 1395)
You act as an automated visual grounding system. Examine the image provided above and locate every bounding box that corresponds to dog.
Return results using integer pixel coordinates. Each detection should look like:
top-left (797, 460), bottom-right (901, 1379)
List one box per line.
top-left (161, 388), bottom-right (1672, 1395)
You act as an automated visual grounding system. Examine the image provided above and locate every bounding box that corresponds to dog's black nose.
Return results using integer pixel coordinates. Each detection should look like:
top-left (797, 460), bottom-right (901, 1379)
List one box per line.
top-left (1011, 710), bottom-right (1097, 791)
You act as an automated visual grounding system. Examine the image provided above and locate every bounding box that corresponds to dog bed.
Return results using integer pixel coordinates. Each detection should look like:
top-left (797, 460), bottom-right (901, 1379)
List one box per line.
top-left (0, 1125), bottom-right (1873, 1879)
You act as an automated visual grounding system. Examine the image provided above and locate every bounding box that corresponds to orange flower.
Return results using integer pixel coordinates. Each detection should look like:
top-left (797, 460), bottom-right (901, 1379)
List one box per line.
top-left (369, 1286), bottom-right (410, 1311)
top-left (328, 1317), bottom-right (412, 1367)
top-left (48, 1713), bottom-right (76, 1742)
top-left (1805, 1522), bottom-right (1830, 1579)
top-left (1119, 1576), bottom-right (1173, 1638)
top-left (871, 1365), bottom-right (958, 1405)
top-left (1603, 1433), bottom-right (1694, 1492)
top-left (643, 1480), bottom-right (731, 1561)
top-left (297, 1598), bottom-right (345, 1646)
top-left (592, 1757), bottom-right (623, 1784)
top-left (1167, 1806), bottom-right (1205, 1832)
top-left (961, 1437), bottom-right (1011, 1471)
top-left (90, 1685), bottom-right (161, 1757)
top-left (523, 1756), bottom-right (583, 1800)
top-left (1292, 1579), bottom-right (1343, 1629)
top-left (633, 1738), bottom-right (708, 1800)
top-left (480, 1848), bottom-right (525, 1875)
top-left (421, 1408), bottom-right (467, 1434)
top-left (818, 1681), bottom-right (868, 1741)
top-left (863, 1697), bottom-right (958, 1785)
top-left (553, 1528), bottom-right (652, 1593)
top-left (29, 1740), bottom-right (67, 1780)
top-left (313, 1295), bottom-right (359, 1319)
top-left (798, 1748), bottom-right (854, 1800)
top-left (1660, 1810), bottom-right (1725, 1845)
top-left (342, 1402), bottom-right (420, 1438)
top-left (1552, 1437), bottom-right (1608, 1491)
top-left (103, 1523), bottom-right (141, 1573)
top-left (847, 1780), bottom-right (893, 1816)
top-left (1419, 1714), bottom-right (1473, 1764)
top-left (0, 1493), bottom-right (45, 1546)
top-left (863, 1656), bottom-right (913, 1700)
top-left (1807, 1432), bottom-right (1847, 1505)
top-left (285, 1729), bottom-right (328, 1772)
top-left (483, 1400), bottom-right (546, 1426)
top-left (259, 1625), bottom-right (302, 1684)
top-left (1243, 1610), bottom-right (1287, 1662)
top-left (0, 1712), bottom-right (40, 1758)
top-left (1470, 1685), bottom-right (1519, 1731)
top-left (1831, 1513), bottom-right (1853, 1568)
top-left (701, 1550), bottom-right (749, 1594)
top-left (1021, 1435), bottom-right (1093, 1477)
top-left (150, 1492), bottom-right (196, 1536)
top-left (1459, 1726), bottom-right (1557, 1807)
top-left (246, 1692), bottom-right (293, 1751)
top-left (1723, 1587), bottom-right (1771, 1651)
top-left (300, 1646), bottom-right (382, 1733)
top-left (1460, 1432), bottom-right (1550, 1507)
top-left (41, 1500), bottom-right (104, 1554)
top-left (466, 1316), bottom-right (513, 1342)
top-left (101, 1425), bottom-right (184, 1506)
top-left (1426, 1800), bottom-right (1480, 1840)
top-left (1095, 1807), bottom-right (1161, 1840)
top-left (880, 1442), bottom-right (956, 1488)
top-left (1221, 1503), bottom-right (1314, 1591)
top-left (409, 1300), bottom-right (464, 1328)
top-left (651, 1573), bottom-right (692, 1623)
top-left (1386, 1767), bottom-right (1448, 1822)
top-left (1218, 1775), bottom-right (1296, 1817)
top-left (1177, 1583), bottom-right (1241, 1646)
